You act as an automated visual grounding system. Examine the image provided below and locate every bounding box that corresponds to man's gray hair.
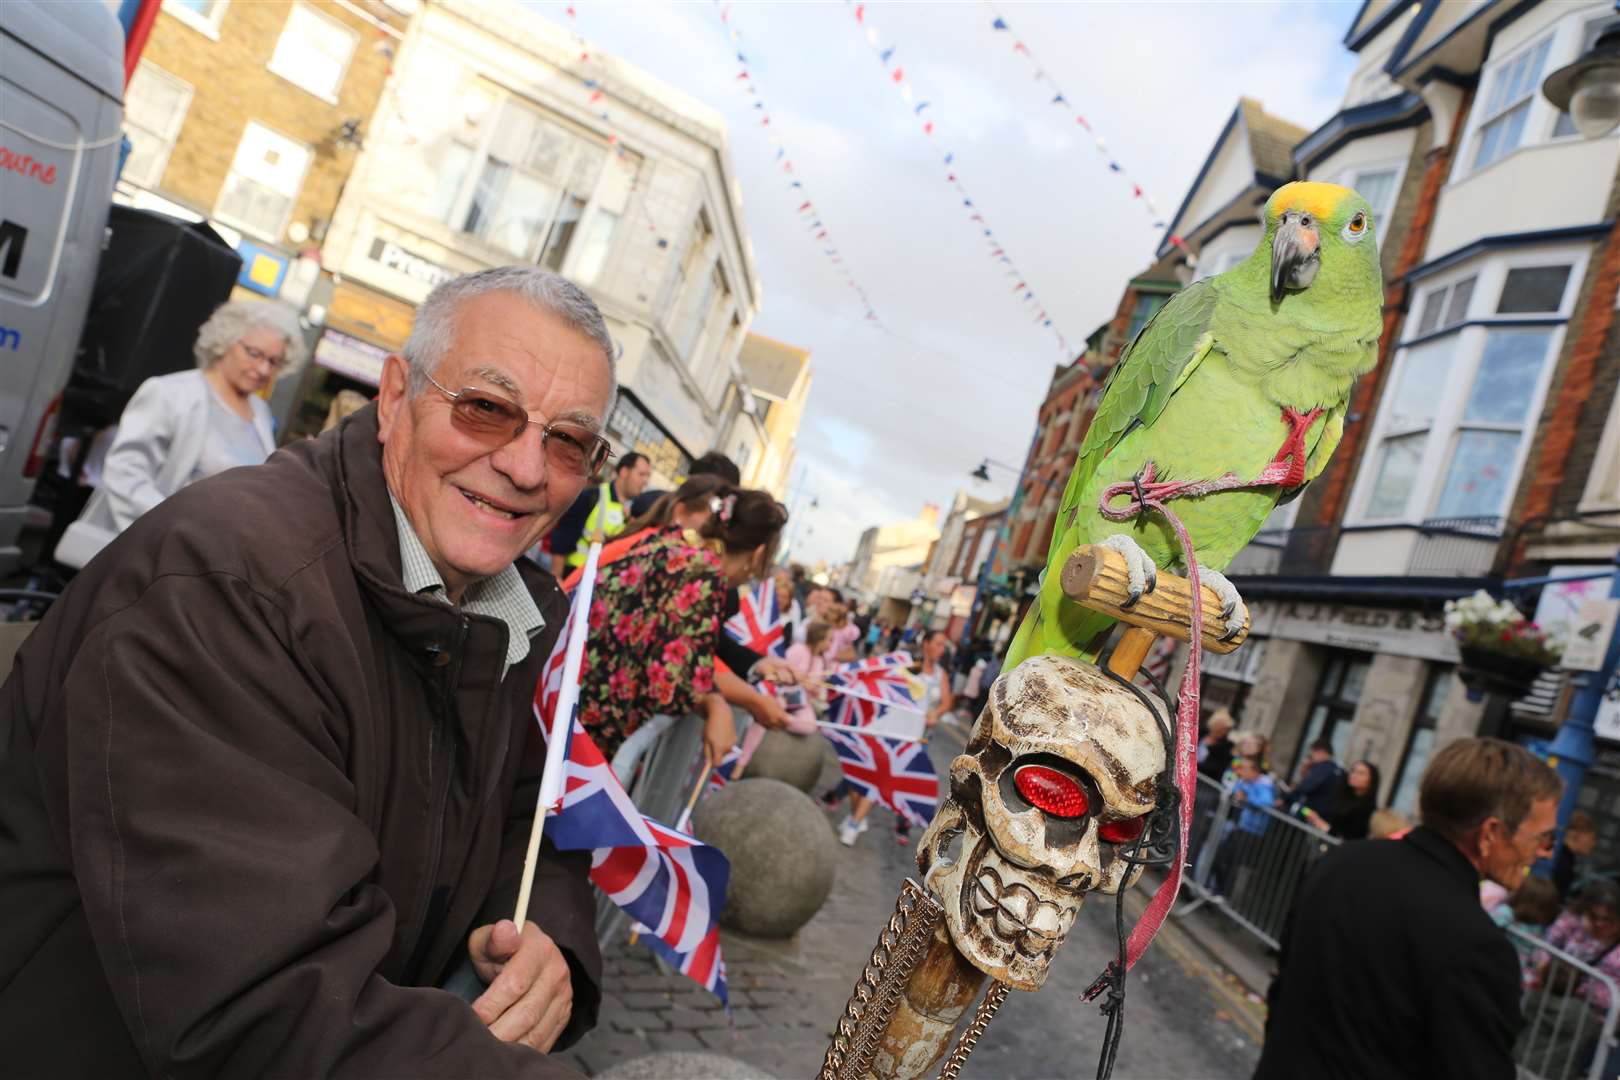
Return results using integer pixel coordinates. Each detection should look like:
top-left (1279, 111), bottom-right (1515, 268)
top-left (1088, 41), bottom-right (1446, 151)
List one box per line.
top-left (194, 299), bottom-right (308, 374)
top-left (401, 266), bottom-right (618, 398)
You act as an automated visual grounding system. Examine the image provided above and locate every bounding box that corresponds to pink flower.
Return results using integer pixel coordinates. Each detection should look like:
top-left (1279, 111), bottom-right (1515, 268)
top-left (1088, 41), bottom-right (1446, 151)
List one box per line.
top-left (676, 580), bottom-right (705, 612)
top-left (589, 600), bottom-right (607, 630)
top-left (614, 613), bottom-right (638, 641)
top-left (609, 667), bottom-right (636, 701)
top-left (663, 638), bottom-right (691, 666)
top-left (693, 664), bottom-right (714, 695)
top-left (617, 562), bottom-right (645, 589)
top-left (647, 661), bottom-right (674, 705)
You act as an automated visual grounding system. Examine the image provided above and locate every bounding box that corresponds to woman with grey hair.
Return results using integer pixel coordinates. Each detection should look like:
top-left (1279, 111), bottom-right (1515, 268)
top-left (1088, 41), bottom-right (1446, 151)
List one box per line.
top-left (54, 300), bottom-right (306, 568)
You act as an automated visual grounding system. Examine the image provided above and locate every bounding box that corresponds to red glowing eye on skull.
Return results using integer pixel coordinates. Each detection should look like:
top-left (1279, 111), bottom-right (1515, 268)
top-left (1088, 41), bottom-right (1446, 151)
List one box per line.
top-left (1099, 816), bottom-right (1147, 844)
top-left (1013, 764), bottom-right (1089, 818)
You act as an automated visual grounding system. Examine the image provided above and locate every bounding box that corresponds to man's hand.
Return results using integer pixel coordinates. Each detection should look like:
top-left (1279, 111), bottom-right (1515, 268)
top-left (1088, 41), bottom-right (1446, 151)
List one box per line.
top-left (468, 919), bottom-right (573, 1052)
top-left (752, 656), bottom-right (798, 685)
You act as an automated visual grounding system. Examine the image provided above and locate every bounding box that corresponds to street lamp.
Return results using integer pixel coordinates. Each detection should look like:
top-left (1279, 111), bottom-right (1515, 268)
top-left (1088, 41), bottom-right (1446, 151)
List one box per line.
top-left (1542, 8), bottom-right (1620, 139)
top-left (970, 457), bottom-right (1025, 484)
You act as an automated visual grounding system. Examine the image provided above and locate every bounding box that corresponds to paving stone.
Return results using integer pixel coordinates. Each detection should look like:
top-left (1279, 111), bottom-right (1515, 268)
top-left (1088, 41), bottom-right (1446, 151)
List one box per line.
top-left (646, 1030), bottom-right (704, 1053)
top-left (664, 1006), bottom-right (730, 1031)
top-left (617, 991), bottom-right (675, 1010)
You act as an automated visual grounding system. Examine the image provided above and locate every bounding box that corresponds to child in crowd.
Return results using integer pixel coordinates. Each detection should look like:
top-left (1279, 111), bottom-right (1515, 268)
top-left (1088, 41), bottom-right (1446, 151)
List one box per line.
top-left (1491, 876), bottom-right (1563, 987)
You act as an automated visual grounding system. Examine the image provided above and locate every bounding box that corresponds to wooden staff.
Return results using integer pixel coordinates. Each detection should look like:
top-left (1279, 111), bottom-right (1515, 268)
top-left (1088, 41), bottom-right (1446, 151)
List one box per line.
top-left (829, 544), bottom-right (1237, 1080)
top-left (513, 538), bottom-right (604, 930)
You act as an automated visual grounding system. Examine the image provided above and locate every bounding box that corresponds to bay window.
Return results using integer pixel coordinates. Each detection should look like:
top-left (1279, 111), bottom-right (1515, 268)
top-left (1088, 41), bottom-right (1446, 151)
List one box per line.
top-left (1352, 249), bottom-right (1581, 526)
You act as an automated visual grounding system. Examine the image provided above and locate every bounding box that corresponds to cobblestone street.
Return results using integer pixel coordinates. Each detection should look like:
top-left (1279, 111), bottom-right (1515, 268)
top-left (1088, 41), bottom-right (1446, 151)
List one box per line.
top-left (565, 722), bottom-right (1265, 1079)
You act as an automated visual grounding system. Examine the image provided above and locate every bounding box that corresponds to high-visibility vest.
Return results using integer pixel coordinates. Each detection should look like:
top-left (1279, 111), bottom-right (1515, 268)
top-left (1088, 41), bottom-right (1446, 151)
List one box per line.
top-left (568, 481), bottom-right (627, 566)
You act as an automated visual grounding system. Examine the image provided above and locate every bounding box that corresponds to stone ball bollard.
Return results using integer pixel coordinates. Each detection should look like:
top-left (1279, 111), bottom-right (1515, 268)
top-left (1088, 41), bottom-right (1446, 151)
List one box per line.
top-left (693, 777), bottom-right (836, 938)
top-left (737, 728), bottom-right (825, 792)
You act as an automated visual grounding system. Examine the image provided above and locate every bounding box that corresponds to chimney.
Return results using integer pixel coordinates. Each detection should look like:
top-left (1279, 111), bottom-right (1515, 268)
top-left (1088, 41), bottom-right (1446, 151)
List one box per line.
top-left (920, 503), bottom-right (940, 527)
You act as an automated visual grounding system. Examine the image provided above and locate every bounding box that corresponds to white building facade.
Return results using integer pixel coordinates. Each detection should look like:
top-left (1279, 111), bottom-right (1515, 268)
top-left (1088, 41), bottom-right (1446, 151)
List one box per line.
top-left (317, 0), bottom-right (761, 481)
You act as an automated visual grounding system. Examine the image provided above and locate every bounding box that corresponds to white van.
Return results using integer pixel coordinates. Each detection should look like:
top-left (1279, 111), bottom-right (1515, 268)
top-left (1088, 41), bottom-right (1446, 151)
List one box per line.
top-left (0, 2), bottom-right (123, 573)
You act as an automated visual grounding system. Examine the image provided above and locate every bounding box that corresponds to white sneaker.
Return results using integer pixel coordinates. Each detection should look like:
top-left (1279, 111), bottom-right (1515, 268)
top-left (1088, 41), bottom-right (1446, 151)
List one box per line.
top-left (856, 817), bottom-right (869, 835)
top-left (839, 819), bottom-right (860, 847)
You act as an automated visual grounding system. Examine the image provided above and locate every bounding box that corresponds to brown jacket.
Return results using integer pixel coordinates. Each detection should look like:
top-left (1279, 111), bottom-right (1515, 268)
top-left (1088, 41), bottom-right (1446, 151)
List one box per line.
top-left (0, 408), bottom-right (598, 1077)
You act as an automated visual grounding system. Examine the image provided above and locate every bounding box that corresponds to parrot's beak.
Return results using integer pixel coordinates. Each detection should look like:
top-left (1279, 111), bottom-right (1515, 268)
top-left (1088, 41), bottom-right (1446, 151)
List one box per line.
top-left (1271, 211), bottom-right (1321, 302)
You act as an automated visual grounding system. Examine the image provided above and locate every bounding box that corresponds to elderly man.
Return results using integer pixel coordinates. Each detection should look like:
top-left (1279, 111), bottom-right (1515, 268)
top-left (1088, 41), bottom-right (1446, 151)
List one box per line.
top-left (0, 267), bottom-right (614, 1077)
top-left (1256, 737), bottom-right (1561, 1080)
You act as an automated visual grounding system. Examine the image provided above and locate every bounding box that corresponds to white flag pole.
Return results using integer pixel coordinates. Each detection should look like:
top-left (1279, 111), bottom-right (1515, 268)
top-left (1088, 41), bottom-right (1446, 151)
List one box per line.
top-left (814, 719), bottom-right (927, 744)
top-left (513, 538), bottom-right (603, 929)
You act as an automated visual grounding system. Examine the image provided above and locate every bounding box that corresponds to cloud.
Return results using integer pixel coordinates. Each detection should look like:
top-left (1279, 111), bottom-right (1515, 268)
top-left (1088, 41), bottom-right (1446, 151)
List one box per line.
top-left (522, 0), bottom-right (1358, 568)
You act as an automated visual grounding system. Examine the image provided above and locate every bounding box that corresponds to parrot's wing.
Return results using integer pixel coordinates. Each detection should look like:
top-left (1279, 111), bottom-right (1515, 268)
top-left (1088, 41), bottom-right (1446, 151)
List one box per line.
top-left (1050, 279), bottom-right (1220, 548)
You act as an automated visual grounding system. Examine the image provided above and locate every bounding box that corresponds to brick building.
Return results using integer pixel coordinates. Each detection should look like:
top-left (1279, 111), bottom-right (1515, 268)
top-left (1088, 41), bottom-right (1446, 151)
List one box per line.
top-left (118, 0), bottom-right (407, 314)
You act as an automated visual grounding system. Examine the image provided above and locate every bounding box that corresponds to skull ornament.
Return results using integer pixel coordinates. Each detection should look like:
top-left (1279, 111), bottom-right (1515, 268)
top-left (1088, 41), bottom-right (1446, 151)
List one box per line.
top-left (917, 654), bottom-right (1166, 991)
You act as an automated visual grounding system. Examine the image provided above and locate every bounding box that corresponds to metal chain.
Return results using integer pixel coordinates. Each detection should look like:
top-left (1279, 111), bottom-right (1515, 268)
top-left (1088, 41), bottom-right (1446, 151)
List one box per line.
top-left (820, 880), bottom-right (944, 1080)
top-left (936, 981), bottom-right (1011, 1080)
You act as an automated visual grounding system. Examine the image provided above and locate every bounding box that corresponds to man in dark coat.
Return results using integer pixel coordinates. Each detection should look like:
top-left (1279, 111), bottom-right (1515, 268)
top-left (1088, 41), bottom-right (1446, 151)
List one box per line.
top-left (1255, 737), bottom-right (1562, 1080)
top-left (0, 268), bottom-right (618, 1077)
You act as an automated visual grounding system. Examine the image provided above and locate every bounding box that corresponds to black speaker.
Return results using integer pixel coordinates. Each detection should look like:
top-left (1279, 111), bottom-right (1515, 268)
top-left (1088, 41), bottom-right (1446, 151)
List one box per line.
top-left (65, 205), bottom-right (242, 428)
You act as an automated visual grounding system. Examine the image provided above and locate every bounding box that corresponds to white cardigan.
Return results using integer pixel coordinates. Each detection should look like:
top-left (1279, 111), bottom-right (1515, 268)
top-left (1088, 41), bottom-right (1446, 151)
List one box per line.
top-left (97, 369), bottom-right (276, 533)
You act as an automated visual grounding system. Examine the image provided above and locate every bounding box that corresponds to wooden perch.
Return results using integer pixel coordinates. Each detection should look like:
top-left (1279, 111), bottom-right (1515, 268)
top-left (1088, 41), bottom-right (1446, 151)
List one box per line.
top-left (1060, 544), bottom-right (1250, 656)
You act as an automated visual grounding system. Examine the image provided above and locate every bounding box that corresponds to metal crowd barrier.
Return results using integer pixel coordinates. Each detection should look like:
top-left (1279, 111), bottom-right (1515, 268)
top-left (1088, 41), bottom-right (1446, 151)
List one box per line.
top-left (1510, 926), bottom-right (1620, 1080)
top-left (1177, 772), bottom-right (1340, 950)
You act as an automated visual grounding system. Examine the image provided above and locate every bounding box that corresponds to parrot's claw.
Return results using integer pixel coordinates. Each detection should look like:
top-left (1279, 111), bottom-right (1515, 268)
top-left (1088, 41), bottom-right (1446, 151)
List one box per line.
top-left (1199, 568), bottom-right (1249, 643)
top-left (1100, 534), bottom-right (1159, 608)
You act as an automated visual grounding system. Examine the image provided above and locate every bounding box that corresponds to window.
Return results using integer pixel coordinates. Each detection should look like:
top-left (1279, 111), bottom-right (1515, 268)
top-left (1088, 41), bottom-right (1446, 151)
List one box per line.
top-left (163, 0), bottom-right (228, 37)
top-left (572, 209), bottom-right (619, 285)
top-left (1294, 653), bottom-right (1370, 776)
top-left (1363, 336), bottom-right (1457, 518)
top-left (268, 4), bottom-right (358, 103)
top-left (1126, 293), bottom-right (1169, 340)
top-left (213, 122), bottom-right (311, 240)
top-left (1354, 254), bottom-right (1577, 524)
top-left (1350, 166), bottom-right (1399, 221)
top-left (122, 63), bottom-right (192, 189)
top-left (1414, 275), bottom-right (1476, 336)
top-left (1431, 328), bottom-right (1555, 518)
top-left (1554, 17), bottom-right (1614, 138)
top-left (670, 210), bottom-right (713, 319)
top-left (1497, 265), bottom-right (1572, 314)
top-left (1470, 34), bottom-right (1553, 172)
top-left (441, 97), bottom-right (610, 266)
top-left (1390, 667), bottom-right (1452, 815)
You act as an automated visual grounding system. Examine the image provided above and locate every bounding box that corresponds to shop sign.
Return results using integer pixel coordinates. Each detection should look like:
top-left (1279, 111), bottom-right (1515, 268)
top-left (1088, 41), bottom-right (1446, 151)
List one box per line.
top-left (1269, 601), bottom-right (1459, 663)
top-left (1563, 599), bottom-right (1620, 673)
top-left (367, 237), bottom-right (456, 288)
top-left (314, 329), bottom-right (389, 387)
top-left (1203, 634), bottom-right (1268, 684)
top-left (235, 241), bottom-right (288, 296)
top-left (326, 282), bottom-right (414, 351)
top-left (1596, 693), bottom-right (1620, 743)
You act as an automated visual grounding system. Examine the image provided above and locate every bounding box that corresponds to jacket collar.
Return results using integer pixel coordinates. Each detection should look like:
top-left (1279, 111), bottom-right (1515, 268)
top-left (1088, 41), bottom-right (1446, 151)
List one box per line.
top-left (1404, 825), bottom-right (1484, 892)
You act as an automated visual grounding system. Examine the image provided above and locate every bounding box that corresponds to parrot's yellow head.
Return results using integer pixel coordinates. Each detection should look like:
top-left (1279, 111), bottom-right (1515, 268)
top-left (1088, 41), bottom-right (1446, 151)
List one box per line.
top-left (1260, 181), bottom-right (1379, 304)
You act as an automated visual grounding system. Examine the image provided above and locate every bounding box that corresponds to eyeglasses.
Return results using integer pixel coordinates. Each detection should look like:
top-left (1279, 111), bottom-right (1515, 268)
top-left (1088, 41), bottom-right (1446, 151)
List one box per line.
top-left (239, 343), bottom-right (287, 371)
top-left (423, 372), bottom-right (612, 476)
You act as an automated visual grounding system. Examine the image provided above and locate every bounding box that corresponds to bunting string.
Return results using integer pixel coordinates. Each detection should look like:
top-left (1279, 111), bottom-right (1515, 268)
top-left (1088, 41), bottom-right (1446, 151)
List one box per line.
top-left (845, 2), bottom-right (1073, 358)
top-left (984, 4), bottom-right (1190, 257)
top-left (561, 5), bottom-right (673, 250)
top-left (718, 3), bottom-right (883, 326)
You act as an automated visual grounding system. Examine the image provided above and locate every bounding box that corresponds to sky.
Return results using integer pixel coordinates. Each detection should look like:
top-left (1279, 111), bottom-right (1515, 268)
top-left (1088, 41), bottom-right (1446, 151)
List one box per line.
top-left (523, 0), bottom-right (1362, 567)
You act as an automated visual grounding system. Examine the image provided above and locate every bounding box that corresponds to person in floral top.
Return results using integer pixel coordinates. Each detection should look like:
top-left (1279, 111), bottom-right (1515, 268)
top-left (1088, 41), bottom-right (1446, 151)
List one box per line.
top-left (577, 489), bottom-right (788, 766)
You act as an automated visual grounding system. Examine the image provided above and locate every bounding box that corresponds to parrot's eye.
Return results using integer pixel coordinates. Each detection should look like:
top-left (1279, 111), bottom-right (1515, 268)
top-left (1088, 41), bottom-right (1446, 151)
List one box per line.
top-left (1343, 212), bottom-right (1369, 243)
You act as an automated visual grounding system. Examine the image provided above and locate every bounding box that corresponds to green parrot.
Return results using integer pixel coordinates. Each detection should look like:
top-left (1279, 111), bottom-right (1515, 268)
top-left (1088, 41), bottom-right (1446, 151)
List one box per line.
top-left (1004, 181), bottom-right (1384, 669)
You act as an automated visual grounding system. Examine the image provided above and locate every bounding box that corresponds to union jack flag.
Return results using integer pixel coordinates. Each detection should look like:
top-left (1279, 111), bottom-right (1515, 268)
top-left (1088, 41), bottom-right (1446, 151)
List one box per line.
top-left (822, 652), bottom-right (918, 729)
top-left (707, 745), bottom-right (744, 792)
top-left (534, 605), bottom-right (730, 1004)
top-left (724, 580), bottom-right (788, 657)
top-left (821, 726), bottom-right (940, 829)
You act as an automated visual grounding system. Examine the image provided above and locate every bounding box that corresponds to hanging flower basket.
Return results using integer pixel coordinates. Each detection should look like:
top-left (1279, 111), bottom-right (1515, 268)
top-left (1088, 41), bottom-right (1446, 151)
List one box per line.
top-left (1445, 590), bottom-right (1562, 703)
top-left (1456, 645), bottom-right (1546, 701)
